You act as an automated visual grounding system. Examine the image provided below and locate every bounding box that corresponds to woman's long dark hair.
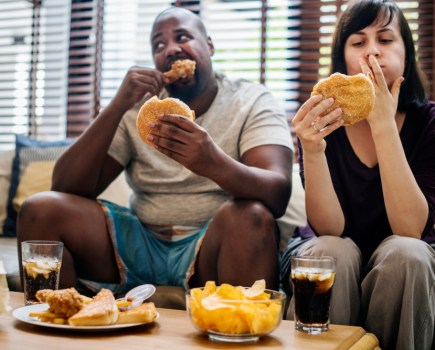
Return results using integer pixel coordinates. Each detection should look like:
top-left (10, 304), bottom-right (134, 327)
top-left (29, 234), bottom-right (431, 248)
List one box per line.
top-left (330, 0), bottom-right (428, 111)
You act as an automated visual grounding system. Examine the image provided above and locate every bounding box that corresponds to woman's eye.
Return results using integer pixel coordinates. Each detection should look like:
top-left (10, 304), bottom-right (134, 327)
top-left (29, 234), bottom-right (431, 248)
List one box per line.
top-left (379, 38), bottom-right (393, 43)
top-left (352, 41), bottom-right (364, 47)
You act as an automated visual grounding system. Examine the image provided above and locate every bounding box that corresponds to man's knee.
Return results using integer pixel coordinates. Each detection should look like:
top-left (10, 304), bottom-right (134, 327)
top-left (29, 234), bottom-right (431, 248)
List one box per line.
top-left (19, 191), bottom-right (65, 224)
top-left (17, 191), bottom-right (83, 242)
top-left (218, 199), bottom-right (275, 227)
top-left (213, 199), bottom-right (277, 244)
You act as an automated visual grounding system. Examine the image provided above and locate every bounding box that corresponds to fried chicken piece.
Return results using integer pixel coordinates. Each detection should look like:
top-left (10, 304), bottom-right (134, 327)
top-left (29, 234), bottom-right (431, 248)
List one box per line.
top-left (163, 59), bottom-right (196, 82)
top-left (36, 288), bottom-right (85, 318)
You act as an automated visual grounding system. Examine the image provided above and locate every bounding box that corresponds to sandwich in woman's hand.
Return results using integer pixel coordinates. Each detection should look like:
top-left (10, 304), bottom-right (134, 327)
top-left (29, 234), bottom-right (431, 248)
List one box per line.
top-left (311, 72), bottom-right (375, 125)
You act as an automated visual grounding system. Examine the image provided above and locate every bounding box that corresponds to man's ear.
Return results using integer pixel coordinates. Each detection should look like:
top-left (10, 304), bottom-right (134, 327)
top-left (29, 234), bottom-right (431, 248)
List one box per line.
top-left (207, 36), bottom-right (215, 56)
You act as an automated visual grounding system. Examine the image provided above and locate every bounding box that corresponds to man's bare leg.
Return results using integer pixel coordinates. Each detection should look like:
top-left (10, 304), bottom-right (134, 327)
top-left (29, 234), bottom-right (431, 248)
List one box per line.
top-left (17, 191), bottom-right (120, 289)
top-left (190, 199), bottom-right (280, 290)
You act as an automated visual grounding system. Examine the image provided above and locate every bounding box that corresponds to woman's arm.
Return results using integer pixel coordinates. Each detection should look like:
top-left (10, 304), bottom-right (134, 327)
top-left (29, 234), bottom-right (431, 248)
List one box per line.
top-left (289, 95), bottom-right (345, 234)
top-left (362, 56), bottom-right (428, 238)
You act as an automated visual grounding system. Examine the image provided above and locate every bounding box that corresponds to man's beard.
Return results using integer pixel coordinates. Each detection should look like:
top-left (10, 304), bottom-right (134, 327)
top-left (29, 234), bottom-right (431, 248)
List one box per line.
top-left (166, 81), bottom-right (202, 103)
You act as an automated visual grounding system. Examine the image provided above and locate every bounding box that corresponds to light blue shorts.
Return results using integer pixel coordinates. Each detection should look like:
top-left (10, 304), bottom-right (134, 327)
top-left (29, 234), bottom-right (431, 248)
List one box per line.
top-left (79, 200), bottom-right (209, 295)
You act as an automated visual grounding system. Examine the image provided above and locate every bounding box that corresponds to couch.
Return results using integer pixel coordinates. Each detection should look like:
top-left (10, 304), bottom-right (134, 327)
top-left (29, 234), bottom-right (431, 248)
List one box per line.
top-left (0, 136), bottom-right (306, 309)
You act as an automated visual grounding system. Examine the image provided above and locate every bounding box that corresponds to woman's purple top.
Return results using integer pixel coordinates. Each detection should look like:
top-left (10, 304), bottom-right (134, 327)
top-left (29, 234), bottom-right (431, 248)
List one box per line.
top-left (297, 101), bottom-right (435, 261)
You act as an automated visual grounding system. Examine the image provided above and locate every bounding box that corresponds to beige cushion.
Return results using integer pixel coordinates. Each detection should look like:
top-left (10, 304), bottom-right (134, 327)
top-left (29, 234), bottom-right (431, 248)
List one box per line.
top-left (13, 160), bottom-right (55, 211)
top-left (11, 159), bottom-right (131, 211)
top-left (0, 150), bottom-right (15, 235)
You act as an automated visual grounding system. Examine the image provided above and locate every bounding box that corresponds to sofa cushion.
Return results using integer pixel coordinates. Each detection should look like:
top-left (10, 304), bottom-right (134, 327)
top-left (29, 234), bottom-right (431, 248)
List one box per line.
top-left (3, 135), bottom-right (75, 236)
top-left (0, 150), bottom-right (14, 236)
top-left (13, 160), bottom-right (56, 212)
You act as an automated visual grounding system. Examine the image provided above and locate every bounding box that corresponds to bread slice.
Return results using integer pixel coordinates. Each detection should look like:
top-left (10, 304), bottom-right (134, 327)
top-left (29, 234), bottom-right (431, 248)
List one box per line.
top-left (68, 288), bottom-right (118, 326)
top-left (116, 302), bottom-right (157, 324)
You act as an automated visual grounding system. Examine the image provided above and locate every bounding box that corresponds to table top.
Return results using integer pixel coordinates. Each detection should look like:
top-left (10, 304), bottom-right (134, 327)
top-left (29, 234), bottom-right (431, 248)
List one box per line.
top-left (1, 292), bottom-right (377, 350)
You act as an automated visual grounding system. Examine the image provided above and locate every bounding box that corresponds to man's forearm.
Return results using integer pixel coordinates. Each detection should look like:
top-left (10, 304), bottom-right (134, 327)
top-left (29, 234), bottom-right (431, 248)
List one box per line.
top-left (51, 102), bottom-right (127, 194)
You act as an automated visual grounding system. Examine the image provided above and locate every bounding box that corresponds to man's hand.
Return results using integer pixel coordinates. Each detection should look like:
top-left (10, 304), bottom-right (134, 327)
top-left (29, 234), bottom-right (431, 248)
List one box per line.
top-left (111, 66), bottom-right (170, 112)
top-left (147, 113), bottom-right (223, 177)
top-left (147, 113), bottom-right (293, 218)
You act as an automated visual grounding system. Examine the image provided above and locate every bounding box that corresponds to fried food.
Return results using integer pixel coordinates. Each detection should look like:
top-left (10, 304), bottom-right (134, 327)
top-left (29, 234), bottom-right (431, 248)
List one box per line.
top-left (116, 302), bottom-right (157, 324)
top-left (188, 280), bottom-right (283, 335)
top-left (30, 288), bottom-right (158, 327)
top-left (68, 288), bottom-right (118, 326)
top-left (163, 59), bottom-right (196, 82)
top-left (311, 72), bottom-right (375, 126)
top-left (28, 310), bottom-right (67, 324)
top-left (36, 288), bottom-right (85, 318)
top-left (136, 96), bottom-right (195, 146)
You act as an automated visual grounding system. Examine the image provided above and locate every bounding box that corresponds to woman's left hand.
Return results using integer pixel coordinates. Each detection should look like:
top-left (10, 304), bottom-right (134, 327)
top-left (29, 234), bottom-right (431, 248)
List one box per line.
top-left (359, 55), bottom-right (403, 128)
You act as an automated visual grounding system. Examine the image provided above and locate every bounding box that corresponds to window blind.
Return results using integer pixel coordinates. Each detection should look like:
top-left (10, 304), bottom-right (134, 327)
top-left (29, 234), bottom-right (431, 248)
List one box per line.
top-left (0, 0), bottom-right (70, 150)
top-left (67, 0), bottom-right (101, 137)
top-left (100, 0), bottom-right (172, 108)
top-left (101, 0), bottom-right (298, 123)
top-left (0, 0), bottom-right (433, 150)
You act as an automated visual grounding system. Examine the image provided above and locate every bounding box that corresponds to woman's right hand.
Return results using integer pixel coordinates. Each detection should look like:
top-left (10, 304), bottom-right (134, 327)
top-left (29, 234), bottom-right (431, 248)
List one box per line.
top-left (292, 94), bottom-right (343, 154)
top-left (111, 66), bottom-right (170, 112)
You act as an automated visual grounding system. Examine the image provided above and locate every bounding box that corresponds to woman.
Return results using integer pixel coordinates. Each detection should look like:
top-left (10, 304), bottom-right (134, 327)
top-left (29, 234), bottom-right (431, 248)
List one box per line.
top-left (281, 1), bottom-right (435, 349)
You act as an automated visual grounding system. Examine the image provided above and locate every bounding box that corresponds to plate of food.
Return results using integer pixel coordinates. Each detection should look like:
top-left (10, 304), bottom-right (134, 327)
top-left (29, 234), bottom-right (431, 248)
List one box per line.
top-left (12, 287), bottom-right (158, 332)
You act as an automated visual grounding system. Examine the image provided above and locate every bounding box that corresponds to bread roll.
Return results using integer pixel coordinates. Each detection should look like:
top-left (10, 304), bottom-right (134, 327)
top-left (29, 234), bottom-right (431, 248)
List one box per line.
top-left (116, 302), bottom-right (157, 324)
top-left (68, 288), bottom-right (118, 326)
top-left (311, 72), bottom-right (375, 126)
top-left (136, 96), bottom-right (195, 146)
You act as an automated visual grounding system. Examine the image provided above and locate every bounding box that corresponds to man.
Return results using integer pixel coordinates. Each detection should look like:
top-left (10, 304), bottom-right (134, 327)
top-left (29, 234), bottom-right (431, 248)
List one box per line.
top-left (17, 7), bottom-right (293, 294)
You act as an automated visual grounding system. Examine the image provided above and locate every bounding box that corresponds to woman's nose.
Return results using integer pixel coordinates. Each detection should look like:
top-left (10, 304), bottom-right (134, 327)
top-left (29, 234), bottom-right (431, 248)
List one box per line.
top-left (365, 41), bottom-right (381, 58)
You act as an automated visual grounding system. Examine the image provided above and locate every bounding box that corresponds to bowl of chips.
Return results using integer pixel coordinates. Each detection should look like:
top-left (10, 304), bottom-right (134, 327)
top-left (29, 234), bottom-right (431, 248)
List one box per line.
top-left (186, 279), bottom-right (286, 342)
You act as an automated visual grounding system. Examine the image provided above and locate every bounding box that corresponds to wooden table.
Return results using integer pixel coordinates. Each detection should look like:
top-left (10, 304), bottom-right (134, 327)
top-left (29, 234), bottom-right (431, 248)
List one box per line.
top-left (0, 292), bottom-right (379, 350)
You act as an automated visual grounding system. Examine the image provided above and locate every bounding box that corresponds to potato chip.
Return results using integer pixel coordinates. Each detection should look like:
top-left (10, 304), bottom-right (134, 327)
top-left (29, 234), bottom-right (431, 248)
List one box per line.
top-left (202, 281), bottom-right (216, 297)
top-left (241, 279), bottom-right (266, 299)
top-left (216, 283), bottom-right (244, 300)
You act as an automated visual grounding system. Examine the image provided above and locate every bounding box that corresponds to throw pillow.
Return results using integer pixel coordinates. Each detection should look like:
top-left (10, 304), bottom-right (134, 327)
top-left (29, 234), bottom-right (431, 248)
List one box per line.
top-left (13, 160), bottom-right (56, 212)
top-left (3, 135), bottom-right (74, 237)
top-left (0, 150), bottom-right (15, 235)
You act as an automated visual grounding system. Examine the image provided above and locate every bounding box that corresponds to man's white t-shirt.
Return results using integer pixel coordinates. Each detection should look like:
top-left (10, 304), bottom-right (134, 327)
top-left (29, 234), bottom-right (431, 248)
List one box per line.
top-left (108, 73), bottom-right (293, 228)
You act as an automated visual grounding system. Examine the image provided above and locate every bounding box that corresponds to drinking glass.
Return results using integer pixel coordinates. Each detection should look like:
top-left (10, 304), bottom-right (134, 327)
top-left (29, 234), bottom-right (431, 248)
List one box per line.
top-left (291, 255), bottom-right (336, 334)
top-left (21, 240), bottom-right (63, 305)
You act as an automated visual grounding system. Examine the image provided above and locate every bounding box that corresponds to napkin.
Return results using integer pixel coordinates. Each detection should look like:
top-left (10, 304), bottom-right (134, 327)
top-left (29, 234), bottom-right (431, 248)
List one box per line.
top-left (0, 260), bottom-right (11, 314)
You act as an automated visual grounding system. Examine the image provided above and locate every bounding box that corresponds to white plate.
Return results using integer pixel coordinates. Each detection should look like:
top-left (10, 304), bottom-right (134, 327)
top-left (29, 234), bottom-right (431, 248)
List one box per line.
top-left (12, 303), bottom-right (158, 332)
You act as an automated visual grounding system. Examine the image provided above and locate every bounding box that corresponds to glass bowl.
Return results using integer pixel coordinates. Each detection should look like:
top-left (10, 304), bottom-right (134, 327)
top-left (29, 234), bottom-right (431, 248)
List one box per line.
top-left (186, 287), bottom-right (286, 342)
